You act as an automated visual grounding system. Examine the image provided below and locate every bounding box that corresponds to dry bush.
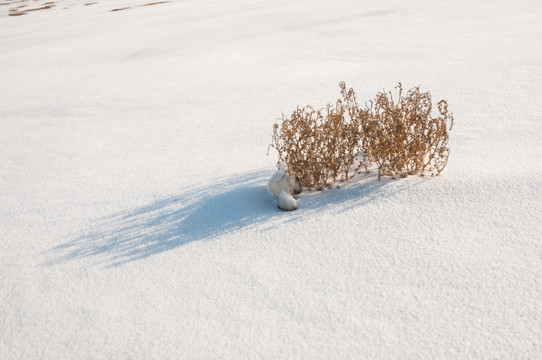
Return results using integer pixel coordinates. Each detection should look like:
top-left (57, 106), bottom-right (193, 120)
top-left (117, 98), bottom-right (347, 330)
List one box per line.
top-left (269, 82), bottom-right (454, 189)
top-left (269, 101), bottom-right (364, 190)
top-left (360, 84), bottom-right (454, 179)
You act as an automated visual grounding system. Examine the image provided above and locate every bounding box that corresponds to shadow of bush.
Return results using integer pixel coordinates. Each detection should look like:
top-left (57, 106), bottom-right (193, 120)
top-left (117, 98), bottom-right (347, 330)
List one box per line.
top-left (45, 169), bottom-right (417, 267)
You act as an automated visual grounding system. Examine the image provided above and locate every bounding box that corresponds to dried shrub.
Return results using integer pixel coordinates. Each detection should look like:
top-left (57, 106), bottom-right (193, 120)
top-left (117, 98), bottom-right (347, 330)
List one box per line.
top-left (269, 101), bottom-right (364, 190)
top-left (269, 82), bottom-right (454, 189)
top-left (360, 84), bottom-right (454, 179)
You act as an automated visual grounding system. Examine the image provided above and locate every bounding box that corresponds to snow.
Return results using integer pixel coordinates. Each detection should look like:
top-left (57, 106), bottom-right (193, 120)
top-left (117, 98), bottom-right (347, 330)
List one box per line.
top-left (1, 0), bottom-right (542, 358)
top-left (277, 190), bottom-right (297, 211)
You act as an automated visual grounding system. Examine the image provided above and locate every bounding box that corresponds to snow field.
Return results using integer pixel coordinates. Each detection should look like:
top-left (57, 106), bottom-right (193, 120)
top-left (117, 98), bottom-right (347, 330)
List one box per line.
top-left (1, 0), bottom-right (541, 358)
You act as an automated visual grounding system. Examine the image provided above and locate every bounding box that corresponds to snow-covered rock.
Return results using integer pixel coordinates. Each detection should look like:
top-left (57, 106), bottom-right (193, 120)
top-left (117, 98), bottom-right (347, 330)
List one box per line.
top-left (268, 163), bottom-right (301, 210)
top-left (268, 163), bottom-right (301, 199)
top-left (277, 190), bottom-right (297, 211)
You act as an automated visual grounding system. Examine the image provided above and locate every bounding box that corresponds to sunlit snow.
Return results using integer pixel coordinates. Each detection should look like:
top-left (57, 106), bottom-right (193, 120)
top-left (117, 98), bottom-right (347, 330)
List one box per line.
top-left (1, 0), bottom-right (541, 358)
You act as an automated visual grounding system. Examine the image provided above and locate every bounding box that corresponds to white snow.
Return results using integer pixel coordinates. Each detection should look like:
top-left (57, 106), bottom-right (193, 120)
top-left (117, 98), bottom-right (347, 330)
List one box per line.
top-left (277, 190), bottom-right (297, 211)
top-left (1, 0), bottom-right (542, 358)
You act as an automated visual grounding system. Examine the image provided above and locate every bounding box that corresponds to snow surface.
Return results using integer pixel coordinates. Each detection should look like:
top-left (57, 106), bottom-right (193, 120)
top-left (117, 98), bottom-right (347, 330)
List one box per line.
top-left (1, 0), bottom-right (542, 358)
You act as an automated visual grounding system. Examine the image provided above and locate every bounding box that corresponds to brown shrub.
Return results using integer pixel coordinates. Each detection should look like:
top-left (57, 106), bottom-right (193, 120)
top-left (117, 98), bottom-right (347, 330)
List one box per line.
top-left (268, 101), bottom-right (364, 190)
top-left (361, 84), bottom-right (454, 179)
top-left (269, 82), bottom-right (454, 189)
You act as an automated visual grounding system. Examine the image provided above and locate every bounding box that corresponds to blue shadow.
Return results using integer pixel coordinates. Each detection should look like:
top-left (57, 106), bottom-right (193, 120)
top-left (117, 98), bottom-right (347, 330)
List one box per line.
top-left (45, 169), bottom-right (419, 267)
